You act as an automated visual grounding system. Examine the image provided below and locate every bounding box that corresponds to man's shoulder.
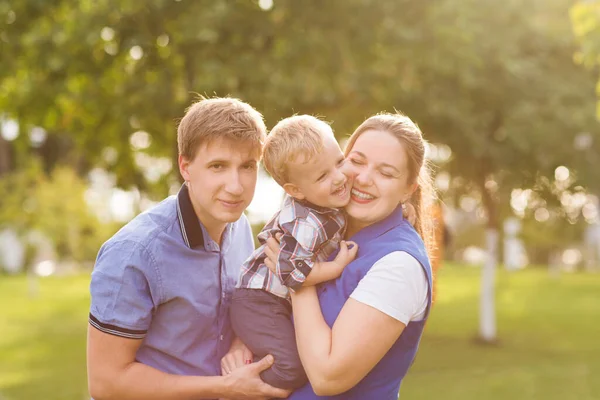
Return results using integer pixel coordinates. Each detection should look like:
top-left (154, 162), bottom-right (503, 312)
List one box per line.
top-left (102, 195), bottom-right (179, 253)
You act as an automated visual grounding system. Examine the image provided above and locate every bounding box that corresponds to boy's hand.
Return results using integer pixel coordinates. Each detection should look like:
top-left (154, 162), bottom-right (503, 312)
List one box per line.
top-left (403, 202), bottom-right (417, 226)
top-left (331, 240), bottom-right (359, 271)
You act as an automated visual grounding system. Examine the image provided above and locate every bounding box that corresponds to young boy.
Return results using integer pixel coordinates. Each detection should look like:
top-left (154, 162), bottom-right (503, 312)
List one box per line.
top-left (230, 115), bottom-right (357, 390)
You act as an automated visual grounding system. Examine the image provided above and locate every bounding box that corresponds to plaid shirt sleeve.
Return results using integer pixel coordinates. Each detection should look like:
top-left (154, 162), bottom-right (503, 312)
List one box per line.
top-left (276, 217), bottom-right (322, 289)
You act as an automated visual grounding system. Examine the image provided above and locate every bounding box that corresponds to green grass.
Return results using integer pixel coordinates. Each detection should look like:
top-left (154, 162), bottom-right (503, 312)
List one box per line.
top-left (401, 265), bottom-right (600, 399)
top-left (0, 266), bottom-right (599, 400)
top-left (0, 274), bottom-right (90, 400)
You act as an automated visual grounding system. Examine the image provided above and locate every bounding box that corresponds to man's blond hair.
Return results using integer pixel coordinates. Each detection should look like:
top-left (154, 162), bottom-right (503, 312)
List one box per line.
top-left (177, 97), bottom-right (266, 160)
top-left (263, 115), bottom-right (333, 186)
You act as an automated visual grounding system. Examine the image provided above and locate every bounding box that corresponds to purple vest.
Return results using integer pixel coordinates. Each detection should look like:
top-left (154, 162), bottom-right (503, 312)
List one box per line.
top-left (289, 206), bottom-right (433, 399)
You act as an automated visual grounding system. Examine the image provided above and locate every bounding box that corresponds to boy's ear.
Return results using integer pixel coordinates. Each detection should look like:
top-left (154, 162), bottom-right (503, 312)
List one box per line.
top-left (283, 182), bottom-right (306, 200)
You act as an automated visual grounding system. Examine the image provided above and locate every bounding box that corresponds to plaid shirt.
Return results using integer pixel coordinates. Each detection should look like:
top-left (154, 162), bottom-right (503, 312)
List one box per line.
top-left (237, 195), bottom-right (346, 298)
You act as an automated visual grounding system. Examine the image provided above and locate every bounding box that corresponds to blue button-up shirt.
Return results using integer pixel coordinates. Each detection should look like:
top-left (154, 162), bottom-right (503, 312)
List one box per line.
top-left (89, 184), bottom-right (255, 377)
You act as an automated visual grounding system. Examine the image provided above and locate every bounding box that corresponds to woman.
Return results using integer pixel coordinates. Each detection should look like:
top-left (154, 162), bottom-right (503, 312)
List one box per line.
top-left (265, 113), bottom-right (435, 399)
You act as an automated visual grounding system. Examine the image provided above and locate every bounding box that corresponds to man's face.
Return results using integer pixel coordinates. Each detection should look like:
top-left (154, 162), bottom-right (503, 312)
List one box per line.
top-left (179, 137), bottom-right (260, 240)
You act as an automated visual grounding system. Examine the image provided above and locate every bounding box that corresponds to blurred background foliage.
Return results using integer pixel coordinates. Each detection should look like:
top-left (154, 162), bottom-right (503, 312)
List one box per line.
top-left (1, 0), bottom-right (598, 266)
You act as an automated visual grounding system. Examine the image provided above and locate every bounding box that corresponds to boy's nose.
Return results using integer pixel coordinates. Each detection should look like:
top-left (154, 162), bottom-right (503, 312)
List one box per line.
top-left (333, 169), bottom-right (346, 185)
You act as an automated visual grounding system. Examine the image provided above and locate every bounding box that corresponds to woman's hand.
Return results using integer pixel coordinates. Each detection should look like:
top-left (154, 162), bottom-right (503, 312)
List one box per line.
top-left (264, 233), bottom-right (283, 273)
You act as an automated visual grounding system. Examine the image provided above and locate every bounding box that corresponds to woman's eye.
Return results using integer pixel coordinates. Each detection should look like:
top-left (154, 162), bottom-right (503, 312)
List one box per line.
top-left (317, 173), bottom-right (327, 182)
top-left (349, 158), bottom-right (363, 165)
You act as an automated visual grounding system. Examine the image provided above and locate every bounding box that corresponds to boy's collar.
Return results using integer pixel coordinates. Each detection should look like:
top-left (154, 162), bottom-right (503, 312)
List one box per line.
top-left (294, 197), bottom-right (338, 214)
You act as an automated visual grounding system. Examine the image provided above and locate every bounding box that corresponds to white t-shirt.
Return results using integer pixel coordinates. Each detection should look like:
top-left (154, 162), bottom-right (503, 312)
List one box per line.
top-left (349, 251), bottom-right (429, 325)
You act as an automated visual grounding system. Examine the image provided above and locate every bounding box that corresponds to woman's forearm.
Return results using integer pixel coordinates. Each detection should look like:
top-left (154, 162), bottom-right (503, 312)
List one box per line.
top-left (290, 287), bottom-right (344, 393)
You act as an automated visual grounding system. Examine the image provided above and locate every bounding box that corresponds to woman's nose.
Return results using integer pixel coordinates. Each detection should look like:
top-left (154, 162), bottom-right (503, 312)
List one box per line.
top-left (355, 168), bottom-right (373, 186)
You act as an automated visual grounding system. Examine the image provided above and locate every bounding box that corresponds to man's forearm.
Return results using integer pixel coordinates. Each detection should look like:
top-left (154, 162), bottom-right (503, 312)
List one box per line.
top-left (90, 361), bottom-right (229, 400)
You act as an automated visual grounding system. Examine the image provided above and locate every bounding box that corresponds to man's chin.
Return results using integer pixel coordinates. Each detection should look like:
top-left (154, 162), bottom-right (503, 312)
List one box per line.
top-left (217, 209), bottom-right (246, 223)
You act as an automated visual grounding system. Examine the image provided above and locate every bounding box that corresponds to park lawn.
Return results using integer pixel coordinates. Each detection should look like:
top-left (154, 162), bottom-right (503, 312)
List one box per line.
top-left (0, 265), bottom-right (599, 400)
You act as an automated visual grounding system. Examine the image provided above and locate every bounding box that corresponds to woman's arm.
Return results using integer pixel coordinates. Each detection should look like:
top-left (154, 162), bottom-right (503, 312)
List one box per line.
top-left (290, 287), bottom-right (406, 396)
top-left (264, 239), bottom-right (428, 396)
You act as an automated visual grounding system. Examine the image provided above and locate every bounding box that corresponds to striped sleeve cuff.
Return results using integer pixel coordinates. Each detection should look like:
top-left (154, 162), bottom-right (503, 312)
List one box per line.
top-left (89, 313), bottom-right (147, 339)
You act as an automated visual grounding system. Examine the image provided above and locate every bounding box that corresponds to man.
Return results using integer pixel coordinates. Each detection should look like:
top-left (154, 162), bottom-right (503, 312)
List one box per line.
top-left (87, 98), bottom-right (289, 399)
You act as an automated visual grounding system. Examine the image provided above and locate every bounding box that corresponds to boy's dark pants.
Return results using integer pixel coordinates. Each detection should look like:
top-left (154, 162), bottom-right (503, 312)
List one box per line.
top-left (230, 288), bottom-right (308, 390)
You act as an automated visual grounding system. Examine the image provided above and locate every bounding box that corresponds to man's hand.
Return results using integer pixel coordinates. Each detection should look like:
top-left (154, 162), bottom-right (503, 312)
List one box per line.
top-left (221, 336), bottom-right (253, 376)
top-left (223, 355), bottom-right (291, 399)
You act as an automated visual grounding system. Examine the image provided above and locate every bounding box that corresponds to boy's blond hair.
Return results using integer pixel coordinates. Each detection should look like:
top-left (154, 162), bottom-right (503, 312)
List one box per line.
top-left (263, 115), bottom-right (333, 186)
top-left (177, 97), bottom-right (266, 160)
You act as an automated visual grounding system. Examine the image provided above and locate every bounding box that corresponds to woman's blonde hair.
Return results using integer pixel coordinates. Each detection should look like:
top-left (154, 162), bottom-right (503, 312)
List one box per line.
top-left (345, 113), bottom-right (436, 255)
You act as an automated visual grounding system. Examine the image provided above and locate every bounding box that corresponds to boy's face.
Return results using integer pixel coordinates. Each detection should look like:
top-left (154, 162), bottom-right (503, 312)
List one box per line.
top-left (179, 137), bottom-right (260, 238)
top-left (286, 134), bottom-right (351, 208)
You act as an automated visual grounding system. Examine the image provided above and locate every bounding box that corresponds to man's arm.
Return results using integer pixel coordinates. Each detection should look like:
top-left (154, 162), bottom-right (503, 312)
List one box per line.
top-left (87, 326), bottom-right (289, 400)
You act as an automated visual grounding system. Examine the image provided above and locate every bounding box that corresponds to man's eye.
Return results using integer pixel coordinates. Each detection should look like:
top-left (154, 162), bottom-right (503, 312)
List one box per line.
top-left (210, 164), bottom-right (223, 170)
top-left (244, 164), bottom-right (257, 170)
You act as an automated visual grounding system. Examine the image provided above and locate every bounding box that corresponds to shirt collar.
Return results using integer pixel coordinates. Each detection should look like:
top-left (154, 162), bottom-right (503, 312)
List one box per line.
top-left (176, 183), bottom-right (205, 249)
top-left (348, 204), bottom-right (405, 244)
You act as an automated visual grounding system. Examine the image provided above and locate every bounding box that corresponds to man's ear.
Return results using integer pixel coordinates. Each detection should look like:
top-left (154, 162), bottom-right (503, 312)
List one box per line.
top-left (179, 154), bottom-right (191, 182)
top-left (283, 182), bottom-right (306, 200)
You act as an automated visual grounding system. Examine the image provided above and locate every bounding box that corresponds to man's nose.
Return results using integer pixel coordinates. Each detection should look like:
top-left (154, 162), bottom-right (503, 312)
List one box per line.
top-left (225, 171), bottom-right (244, 195)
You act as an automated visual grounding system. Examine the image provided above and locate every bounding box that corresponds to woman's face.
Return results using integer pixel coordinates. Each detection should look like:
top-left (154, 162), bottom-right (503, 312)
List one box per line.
top-left (342, 129), bottom-right (416, 232)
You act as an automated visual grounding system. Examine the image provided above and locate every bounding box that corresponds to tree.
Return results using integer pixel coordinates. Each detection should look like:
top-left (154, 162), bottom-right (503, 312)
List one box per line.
top-left (1, 0), bottom-right (597, 340)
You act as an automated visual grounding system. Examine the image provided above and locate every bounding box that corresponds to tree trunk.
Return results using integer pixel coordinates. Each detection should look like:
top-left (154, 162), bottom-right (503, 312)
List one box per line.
top-left (0, 134), bottom-right (11, 176)
top-left (480, 228), bottom-right (498, 342)
top-left (479, 174), bottom-right (499, 343)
